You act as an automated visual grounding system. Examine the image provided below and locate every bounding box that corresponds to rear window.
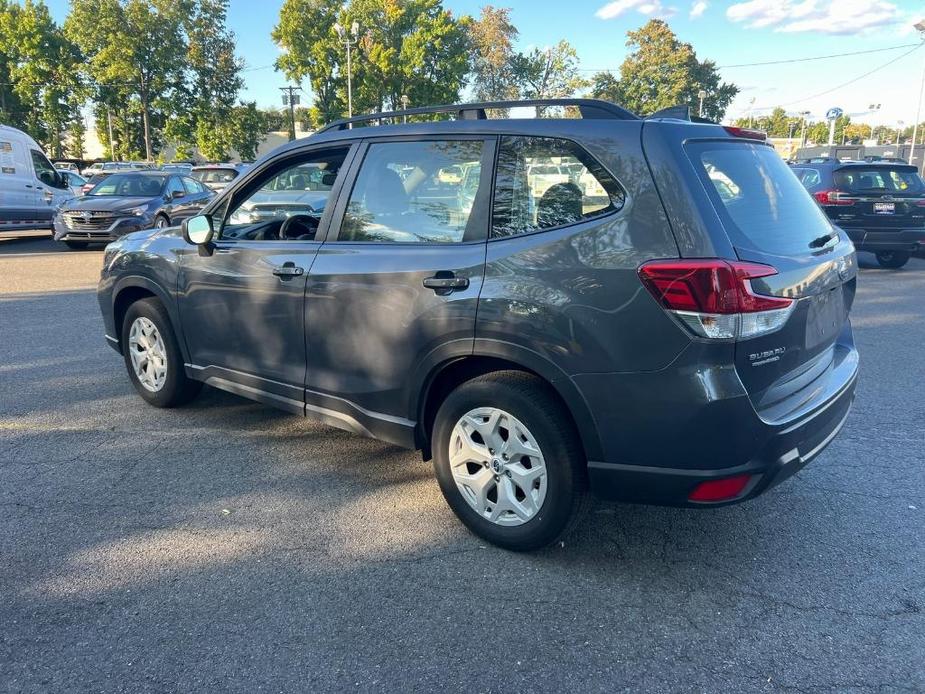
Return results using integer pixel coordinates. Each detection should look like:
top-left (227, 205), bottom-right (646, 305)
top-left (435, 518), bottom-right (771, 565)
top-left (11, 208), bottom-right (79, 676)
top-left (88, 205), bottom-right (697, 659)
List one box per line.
top-left (193, 168), bottom-right (238, 183)
top-left (687, 141), bottom-right (833, 257)
top-left (833, 166), bottom-right (925, 195)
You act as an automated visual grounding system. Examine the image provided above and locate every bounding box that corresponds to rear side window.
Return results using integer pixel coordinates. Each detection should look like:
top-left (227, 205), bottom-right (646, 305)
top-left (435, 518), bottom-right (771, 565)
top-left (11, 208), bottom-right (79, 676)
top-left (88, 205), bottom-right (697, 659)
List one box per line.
top-left (339, 139), bottom-right (489, 244)
top-left (687, 142), bottom-right (833, 257)
top-left (792, 167), bottom-right (822, 188)
top-left (833, 166), bottom-right (925, 194)
top-left (492, 136), bottom-right (625, 238)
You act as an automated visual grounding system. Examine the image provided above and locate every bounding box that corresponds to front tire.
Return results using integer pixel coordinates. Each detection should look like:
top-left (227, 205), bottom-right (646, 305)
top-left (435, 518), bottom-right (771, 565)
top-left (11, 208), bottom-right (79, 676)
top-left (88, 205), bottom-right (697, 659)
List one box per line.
top-left (154, 214), bottom-right (170, 229)
top-left (121, 298), bottom-right (202, 407)
top-left (432, 371), bottom-right (587, 551)
top-left (875, 251), bottom-right (910, 269)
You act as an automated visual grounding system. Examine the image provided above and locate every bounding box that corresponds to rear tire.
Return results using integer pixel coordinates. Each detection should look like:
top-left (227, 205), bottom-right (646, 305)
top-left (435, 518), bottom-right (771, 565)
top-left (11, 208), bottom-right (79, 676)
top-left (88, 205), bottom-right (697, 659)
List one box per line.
top-left (63, 240), bottom-right (87, 249)
top-left (121, 297), bottom-right (202, 408)
top-left (432, 371), bottom-right (587, 551)
top-left (875, 251), bottom-right (910, 269)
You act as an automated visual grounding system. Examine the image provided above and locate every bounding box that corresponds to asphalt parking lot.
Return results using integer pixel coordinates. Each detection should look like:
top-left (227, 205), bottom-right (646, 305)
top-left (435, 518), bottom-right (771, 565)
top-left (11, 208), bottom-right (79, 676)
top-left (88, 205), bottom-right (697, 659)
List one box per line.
top-left (1, 232), bottom-right (923, 692)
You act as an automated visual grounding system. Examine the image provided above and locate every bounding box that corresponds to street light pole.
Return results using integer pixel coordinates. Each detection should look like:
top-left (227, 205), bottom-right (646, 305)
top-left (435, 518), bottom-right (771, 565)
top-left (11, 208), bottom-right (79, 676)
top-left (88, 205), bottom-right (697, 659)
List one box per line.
top-left (799, 110), bottom-right (810, 148)
top-left (280, 86), bottom-right (301, 142)
top-left (400, 94), bottom-right (410, 122)
top-left (908, 21), bottom-right (925, 169)
top-left (697, 89), bottom-right (706, 118)
top-left (334, 21), bottom-right (360, 118)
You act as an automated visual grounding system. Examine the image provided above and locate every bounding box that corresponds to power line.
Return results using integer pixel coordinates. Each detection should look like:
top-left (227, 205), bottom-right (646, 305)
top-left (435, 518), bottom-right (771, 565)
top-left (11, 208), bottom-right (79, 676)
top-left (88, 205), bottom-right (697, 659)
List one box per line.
top-left (576, 42), bottom-right (921, 74)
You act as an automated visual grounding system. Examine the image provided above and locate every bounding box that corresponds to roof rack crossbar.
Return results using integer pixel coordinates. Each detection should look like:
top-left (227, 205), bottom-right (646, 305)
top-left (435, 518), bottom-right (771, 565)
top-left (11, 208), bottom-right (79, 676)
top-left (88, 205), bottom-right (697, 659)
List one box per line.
top-left (316, 98), bottom-right (639, 133)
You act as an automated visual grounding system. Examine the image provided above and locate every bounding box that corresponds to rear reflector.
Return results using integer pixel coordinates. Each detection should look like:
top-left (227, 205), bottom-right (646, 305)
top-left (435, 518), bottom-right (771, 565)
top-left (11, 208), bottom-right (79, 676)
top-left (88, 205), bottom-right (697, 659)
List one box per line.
top-left (688, 474), bottom-right (752, 502)
top-left (637, 259), bottom-right (795, 340)
top-left (723, 126), bottom-right (767, 141)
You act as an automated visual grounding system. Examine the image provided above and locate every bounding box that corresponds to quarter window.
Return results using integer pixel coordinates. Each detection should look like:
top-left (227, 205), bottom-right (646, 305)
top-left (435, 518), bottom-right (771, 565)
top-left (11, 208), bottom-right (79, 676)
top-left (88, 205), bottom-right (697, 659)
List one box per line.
top-left (339, 140), bottom-right (488, 244)
top-left (492, 136), bottom-right (624, 238)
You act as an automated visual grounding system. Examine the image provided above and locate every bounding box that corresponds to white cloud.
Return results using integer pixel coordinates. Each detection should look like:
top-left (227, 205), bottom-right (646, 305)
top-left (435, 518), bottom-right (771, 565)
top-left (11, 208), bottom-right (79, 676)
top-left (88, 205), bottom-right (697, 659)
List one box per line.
top-left (726, 0), bottom-right (904, 35)
top-left (596, 0), bottom-right (677, 20)
top-left (690, 1), bottom-right (708, 19)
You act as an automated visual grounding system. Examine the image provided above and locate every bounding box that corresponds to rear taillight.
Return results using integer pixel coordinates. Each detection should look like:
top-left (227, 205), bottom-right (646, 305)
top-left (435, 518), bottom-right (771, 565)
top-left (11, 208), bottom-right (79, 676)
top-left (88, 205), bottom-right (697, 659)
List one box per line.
top-left (688, 474), bottom-right (752, 502)
top-left (813, 190), bottom-right (854, 206)
top-left (637, 259), bottom-right (794, 340)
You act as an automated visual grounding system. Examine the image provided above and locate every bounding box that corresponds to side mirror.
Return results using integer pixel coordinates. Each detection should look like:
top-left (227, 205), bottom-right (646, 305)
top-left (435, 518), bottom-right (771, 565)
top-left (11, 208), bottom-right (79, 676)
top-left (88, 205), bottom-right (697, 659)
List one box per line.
top-left (172, 189), bottom-right (185, 199)
top-left (182, 214), bottom-right (214, 251)
top-left (321, 172), bottom-right (337, 187)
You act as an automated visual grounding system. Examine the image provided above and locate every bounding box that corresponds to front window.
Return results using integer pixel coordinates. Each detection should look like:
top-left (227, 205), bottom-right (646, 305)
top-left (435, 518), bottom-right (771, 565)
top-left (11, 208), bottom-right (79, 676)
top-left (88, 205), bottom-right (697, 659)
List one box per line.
top-left (87, 173), bottom-right (166, 197)
top-left (222, 148), bottom-right (349, 241)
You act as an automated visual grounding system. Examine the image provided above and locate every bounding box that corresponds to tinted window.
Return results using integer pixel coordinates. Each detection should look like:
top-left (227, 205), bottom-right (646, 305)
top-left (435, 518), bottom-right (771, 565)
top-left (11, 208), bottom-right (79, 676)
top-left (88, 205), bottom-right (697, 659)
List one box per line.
top-left (340, 140), bottom-right (487, 243)
top-left (223, 148), bottom-right (348, 241)
top-left (181, 177), bottom-right (203, 194)
top-left (492, 136), bottom-right (624, 238)
top-left (167, 177), bottom-right (185, 197)
top-left (687, 142), bottom-right (833, 256)
top-left (833, 166), bottom-right (925, 194)
top-left (792, 167), bottom-right (822, 188)
top-left (88, 174), bottom-right (166, 196)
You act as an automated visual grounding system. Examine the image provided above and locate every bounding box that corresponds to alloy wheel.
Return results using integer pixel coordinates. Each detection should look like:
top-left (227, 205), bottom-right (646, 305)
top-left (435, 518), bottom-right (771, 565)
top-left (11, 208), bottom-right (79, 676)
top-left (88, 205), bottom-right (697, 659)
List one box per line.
top-left (128, 316), bottom-right (168, 392)
top-left (448, 407), bottom-right (548, 526)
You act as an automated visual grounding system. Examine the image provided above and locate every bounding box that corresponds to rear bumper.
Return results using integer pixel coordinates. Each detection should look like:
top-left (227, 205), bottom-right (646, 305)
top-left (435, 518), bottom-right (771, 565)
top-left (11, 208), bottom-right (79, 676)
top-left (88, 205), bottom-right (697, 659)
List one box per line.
top-left (841, 226), bottom-right (925, 253)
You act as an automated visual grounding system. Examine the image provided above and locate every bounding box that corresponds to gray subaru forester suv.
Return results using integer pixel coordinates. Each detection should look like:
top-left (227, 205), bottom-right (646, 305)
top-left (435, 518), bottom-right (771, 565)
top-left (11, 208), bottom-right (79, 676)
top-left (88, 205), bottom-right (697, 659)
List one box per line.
top-left (98, 99), bottom-right (859, 551)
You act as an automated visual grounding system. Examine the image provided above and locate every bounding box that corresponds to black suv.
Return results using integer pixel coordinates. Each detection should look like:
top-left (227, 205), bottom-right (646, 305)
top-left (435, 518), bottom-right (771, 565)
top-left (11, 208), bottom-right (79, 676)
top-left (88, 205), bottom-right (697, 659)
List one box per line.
top-left (98, 100), bottom-right (859, 550)
top-left (791, 159), bottom-right (925, 268)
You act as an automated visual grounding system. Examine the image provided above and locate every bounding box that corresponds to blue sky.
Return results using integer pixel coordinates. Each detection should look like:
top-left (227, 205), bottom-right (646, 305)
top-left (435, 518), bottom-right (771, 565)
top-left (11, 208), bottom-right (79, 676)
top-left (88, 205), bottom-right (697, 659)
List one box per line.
top-left (43, 0), bottom-right (925, 125)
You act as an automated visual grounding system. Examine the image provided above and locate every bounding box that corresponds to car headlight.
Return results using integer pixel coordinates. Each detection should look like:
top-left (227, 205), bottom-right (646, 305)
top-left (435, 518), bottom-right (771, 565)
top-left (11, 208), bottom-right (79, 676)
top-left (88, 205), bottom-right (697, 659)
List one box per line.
top-left (126, 206), bottom-right (148, 217)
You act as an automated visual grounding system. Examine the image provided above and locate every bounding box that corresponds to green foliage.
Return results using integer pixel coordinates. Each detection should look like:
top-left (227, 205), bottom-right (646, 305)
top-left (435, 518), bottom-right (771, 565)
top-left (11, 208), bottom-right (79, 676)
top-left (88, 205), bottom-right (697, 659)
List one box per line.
top-left (510, 40), bottom-right (587, 114)
top-left (66, 114), bottom-right (87, 158)
top-left (228, 102), bottom-right (266, 161)
top-left (599, 19), bottom-right (737, 120)
top-left (468, 6), bottom-right (519, 102)
top-left (0, 0), bottom-right (83, 155)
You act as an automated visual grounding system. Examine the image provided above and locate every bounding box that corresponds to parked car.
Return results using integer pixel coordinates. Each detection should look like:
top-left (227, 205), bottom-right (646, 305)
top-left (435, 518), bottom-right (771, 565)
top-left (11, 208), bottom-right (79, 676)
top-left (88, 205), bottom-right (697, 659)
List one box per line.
top-left (54, 161), bottom-right (79, 172)
top-left (98, 99), bottom-right (858, 551)
top-left (0, 124), bottom-right (73, 232)
top-left (54, 171), bottom-right (213, 249)
top-left (81, 161), bottom-right (124, 177)
top-left (791, 159), bottom-right (925, 268)
top-left (56, 169), bottom-right (88, 197)
top-left (191, 163), bottom-right (243, 192)
top-left (80, 172), bottom-right (112, 195)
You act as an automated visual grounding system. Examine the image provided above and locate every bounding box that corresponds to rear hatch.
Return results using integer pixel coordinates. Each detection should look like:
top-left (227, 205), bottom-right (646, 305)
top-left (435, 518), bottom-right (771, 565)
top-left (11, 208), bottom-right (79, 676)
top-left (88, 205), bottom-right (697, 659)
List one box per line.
top-left (821, 164), bottom-right (925, 231)
top-left (685, 138), bottom-right (857, 422)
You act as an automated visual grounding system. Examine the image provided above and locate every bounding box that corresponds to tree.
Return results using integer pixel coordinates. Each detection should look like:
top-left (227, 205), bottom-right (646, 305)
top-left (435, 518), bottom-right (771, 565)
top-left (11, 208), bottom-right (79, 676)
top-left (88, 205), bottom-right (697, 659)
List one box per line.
top-left (66, 0), bottom-right (187, 161)
top-left (468, 5), bottom-right (519, 101)
top-left (273, 0), bottom-right (344, 125)
top-left (0, 0), bottom-right (83, 154)
top-left (602, 19), bottom-right (737, 120)
top-left (589, 71), bottom-right (621, 103)
top-left (511, 40), bottom-right (587, 114)
top-left (227, 102), bottom-right (266, 161)
top-left (66, 113), bottom-right (86, 158)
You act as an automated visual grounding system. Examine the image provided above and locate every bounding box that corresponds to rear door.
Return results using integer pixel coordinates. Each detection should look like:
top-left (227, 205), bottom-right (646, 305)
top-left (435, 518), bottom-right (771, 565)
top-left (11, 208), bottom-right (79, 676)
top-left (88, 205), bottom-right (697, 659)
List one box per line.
top-left (687, 140), bottom-right (857, 419)
top-left (304, 136), bottom-right (495, 442)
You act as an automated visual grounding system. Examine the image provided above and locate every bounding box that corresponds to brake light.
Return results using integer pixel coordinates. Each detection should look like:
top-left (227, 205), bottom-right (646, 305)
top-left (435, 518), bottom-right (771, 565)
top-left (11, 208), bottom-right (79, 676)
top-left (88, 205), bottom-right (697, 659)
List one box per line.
top-left (723, 126), bottom-right (767, 141)
top-left (688, 474), bottom-right (752, 502)
top-left (637, 260), bottom-right (794, 340)
top-left (813, 190), bottom-right (854, 206)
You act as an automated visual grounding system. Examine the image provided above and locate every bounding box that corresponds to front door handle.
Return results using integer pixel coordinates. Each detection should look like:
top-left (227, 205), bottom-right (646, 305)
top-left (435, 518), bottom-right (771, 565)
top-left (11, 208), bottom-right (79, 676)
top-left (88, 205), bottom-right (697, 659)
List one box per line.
top-left (272, 262), bottom-right (304, 279)
top-left (423, 272), bottom-right (469, 294)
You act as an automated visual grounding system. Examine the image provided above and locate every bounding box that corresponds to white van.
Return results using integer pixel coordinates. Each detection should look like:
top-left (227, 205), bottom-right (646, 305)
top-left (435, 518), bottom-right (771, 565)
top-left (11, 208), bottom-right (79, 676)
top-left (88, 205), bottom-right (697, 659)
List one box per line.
top-left (0, 125), bottom-right (74, 232)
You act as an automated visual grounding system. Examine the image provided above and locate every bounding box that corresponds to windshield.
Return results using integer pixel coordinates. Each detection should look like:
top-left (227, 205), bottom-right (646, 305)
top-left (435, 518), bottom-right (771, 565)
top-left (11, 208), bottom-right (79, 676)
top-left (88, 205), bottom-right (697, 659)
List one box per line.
top-left (193, 168), bottom-right (238, 183)
top-left (88, 173), bottom-right (166, 197)
top-left (833, 166), bottom-right (925, 195)
top-left (687, 141), bottom-right (834, 256)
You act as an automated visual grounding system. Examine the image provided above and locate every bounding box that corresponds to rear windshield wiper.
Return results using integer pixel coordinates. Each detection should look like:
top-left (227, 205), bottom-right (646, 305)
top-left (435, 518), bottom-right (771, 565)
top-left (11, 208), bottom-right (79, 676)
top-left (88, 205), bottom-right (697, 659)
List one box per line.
top-left (809, 232), bottom-right (837, 249)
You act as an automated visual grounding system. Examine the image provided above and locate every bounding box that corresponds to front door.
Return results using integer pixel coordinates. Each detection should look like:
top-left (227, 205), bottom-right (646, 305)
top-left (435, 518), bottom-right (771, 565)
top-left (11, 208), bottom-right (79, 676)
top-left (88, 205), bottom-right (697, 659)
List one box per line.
top-left (305, 137), bottom-right (495, 443)
top-left (176, 145), bottom-right (355, 413)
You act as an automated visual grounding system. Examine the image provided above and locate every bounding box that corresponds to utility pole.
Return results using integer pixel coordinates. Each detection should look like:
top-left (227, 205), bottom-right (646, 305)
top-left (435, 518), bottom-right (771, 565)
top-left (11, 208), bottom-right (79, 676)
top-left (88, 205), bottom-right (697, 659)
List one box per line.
top-left (909, 21), bottom-right (925, 169)
top-left (334, 21), bottom-right (360, 118)
top-left (698, 89), bottom-right (706, 118)
top-left (106, 108), bottom-right (115, 161)
top-left (280, 86), bottom-right (302, 142)
top-left (400, 94), bottom-right (410, 122)
top-left (799, 111), bottom-right (810, 148)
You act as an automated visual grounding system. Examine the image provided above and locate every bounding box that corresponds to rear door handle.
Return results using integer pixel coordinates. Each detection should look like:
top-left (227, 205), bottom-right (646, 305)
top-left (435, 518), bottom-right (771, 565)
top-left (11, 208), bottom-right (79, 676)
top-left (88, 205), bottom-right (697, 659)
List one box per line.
top-left (272, 262), bottom-right (304, 278)
top-left (423, 273), bottom-right (469, 293)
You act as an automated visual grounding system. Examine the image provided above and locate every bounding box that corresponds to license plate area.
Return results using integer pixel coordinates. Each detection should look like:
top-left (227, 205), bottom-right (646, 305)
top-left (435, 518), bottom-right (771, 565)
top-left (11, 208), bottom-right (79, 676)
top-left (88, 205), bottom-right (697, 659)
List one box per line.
top-left (873, 202), bottom-right (895, 215)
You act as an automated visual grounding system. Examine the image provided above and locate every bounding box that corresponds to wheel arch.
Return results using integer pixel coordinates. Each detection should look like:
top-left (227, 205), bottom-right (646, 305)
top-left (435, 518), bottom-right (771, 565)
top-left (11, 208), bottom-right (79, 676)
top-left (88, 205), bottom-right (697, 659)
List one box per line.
top-left (111, 276), bottom-right (185, 359)
top-left (415, 341), bottom-right (603, 464)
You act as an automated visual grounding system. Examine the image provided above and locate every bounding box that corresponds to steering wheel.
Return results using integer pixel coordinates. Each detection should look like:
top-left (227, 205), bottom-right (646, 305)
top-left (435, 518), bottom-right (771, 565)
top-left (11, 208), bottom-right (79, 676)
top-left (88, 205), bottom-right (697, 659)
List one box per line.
top-left (279, 214), bottom-right (319, 240)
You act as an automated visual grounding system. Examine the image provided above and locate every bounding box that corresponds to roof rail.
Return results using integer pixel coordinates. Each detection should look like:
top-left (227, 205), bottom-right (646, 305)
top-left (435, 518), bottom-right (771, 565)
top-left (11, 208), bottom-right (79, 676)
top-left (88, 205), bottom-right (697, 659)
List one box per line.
top-left (316, 98), bottom-right (639, 133)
